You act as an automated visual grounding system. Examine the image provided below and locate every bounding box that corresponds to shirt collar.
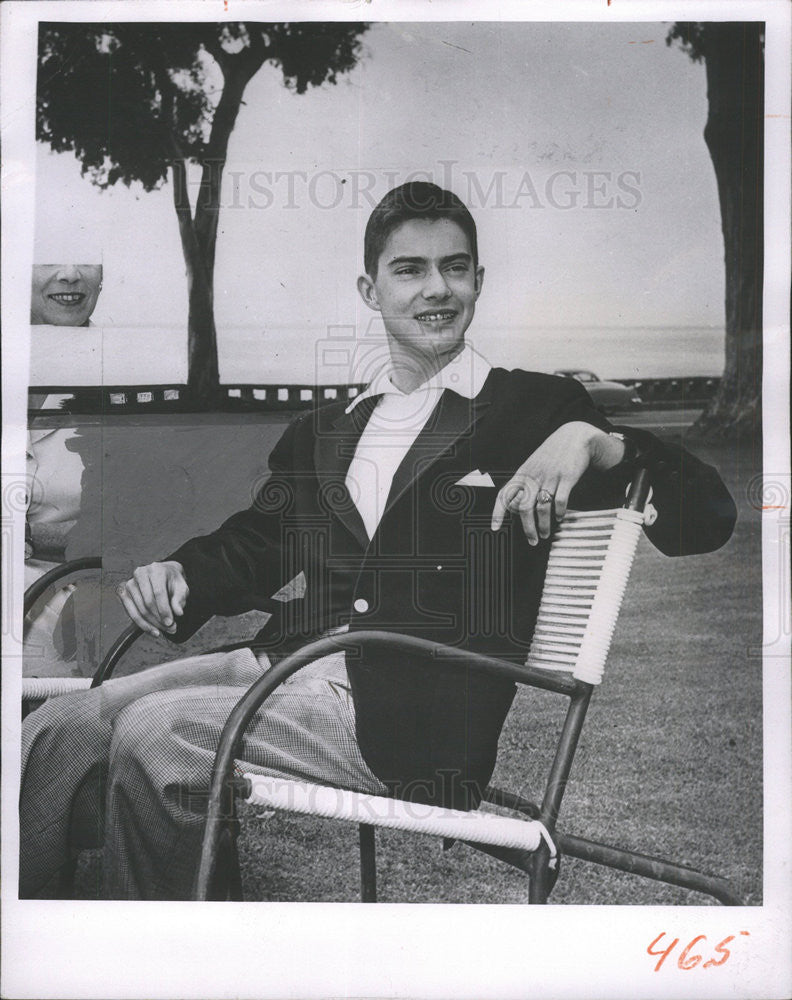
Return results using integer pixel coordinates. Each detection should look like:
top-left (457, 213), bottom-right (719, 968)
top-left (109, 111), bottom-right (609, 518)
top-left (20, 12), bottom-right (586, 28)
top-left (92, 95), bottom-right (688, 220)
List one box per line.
top-left (346, 343), bottom-right (491, 413)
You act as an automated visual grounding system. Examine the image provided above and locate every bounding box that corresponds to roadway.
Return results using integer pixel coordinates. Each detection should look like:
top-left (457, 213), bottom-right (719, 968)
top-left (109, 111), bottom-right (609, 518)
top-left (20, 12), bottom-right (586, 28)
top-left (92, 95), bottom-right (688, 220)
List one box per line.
top-left (617, 407), bottom-right (703, 433)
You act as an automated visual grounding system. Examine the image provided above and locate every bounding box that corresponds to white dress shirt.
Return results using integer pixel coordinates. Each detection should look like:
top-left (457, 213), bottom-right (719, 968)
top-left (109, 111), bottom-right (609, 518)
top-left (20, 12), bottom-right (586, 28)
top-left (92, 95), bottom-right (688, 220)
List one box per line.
top-left (344, 344), bottom-right (492, 541)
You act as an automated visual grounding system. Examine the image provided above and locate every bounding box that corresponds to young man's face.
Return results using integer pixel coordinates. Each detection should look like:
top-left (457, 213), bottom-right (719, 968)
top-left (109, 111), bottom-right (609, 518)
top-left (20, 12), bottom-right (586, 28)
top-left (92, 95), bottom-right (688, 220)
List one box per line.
top-left (358, 218), bottom-right (484, 371)
top-left (30, 264), bottom-right (103, 326)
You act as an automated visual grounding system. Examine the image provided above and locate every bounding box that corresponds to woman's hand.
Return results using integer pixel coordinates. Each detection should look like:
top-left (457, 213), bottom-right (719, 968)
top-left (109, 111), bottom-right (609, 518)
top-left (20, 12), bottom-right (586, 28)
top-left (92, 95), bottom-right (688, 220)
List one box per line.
top-left (116, 560), bottom-right (189, 638)
top-left (491, 422), bottom-right (625, 544)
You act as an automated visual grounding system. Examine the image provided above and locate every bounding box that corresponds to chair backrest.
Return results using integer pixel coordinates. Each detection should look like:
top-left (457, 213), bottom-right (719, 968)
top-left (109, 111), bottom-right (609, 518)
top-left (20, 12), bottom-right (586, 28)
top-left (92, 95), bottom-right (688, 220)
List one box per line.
top-left (526, 500), bottom-right (651, 685)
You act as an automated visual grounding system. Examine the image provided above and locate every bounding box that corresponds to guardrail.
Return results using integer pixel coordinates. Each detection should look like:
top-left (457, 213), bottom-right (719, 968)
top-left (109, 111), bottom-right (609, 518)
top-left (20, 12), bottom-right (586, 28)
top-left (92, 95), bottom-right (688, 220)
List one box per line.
top-left (620, 376), bottom-right (720, 407)
top-left (28, 383), bottom-right (368, 414)
top-left (28, 377), bottom-right (720, 415)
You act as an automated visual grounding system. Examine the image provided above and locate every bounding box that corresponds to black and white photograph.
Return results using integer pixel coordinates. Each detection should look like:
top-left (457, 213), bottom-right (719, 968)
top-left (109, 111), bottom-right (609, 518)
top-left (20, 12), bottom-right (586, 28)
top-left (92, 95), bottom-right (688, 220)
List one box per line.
top-left (2, 1), bottom-right (790, 997)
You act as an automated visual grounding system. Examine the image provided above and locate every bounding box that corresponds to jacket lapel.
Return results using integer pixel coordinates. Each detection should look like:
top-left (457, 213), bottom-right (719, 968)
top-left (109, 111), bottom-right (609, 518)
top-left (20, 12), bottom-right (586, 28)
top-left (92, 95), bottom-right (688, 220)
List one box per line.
top-left (313, 371), bottom-right (497, 548)
top-left (382, 373), bottom-right (495, 521)
top-left (313, 402), bottom-right (370, 549)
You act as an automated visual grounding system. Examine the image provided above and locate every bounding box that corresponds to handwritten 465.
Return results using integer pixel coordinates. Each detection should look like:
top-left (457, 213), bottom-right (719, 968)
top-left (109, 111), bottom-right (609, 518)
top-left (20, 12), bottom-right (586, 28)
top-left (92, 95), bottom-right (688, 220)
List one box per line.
top-left (648, 931), bottom-right (751, 972)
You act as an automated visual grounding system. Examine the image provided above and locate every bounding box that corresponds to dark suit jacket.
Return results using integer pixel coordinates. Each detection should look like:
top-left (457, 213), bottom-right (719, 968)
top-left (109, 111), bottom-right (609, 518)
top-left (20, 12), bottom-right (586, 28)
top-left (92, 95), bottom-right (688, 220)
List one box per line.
top-left (169, 369), bottom-right (736, 807)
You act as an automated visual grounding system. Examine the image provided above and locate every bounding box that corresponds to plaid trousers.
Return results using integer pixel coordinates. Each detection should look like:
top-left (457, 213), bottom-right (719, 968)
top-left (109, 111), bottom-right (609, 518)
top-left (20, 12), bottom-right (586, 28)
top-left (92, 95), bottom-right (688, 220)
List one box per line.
top-left (19, 648), bottom-right (388, 900)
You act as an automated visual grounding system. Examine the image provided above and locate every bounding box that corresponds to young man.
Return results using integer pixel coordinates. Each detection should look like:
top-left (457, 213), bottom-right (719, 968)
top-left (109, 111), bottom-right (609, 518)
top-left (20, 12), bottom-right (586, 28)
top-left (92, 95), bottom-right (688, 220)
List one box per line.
top-left (19, 182), bottom-right (736, 899)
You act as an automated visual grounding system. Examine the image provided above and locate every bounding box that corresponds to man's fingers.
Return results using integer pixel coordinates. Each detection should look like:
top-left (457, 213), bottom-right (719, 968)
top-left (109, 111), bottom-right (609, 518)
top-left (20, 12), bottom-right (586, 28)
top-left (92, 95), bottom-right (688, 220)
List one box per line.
top-left (535, 480), bottom-right (561, 539)
top-left (490, 490), bottom-right (510, 531)
top-left (133, 567), bottom-right (172, 631)
top-left (516, 489), bottom-right (539, 546)
top-left (493, 478), bottom-right (556, 545)
top-left (168, 572), bottom-right (189, 620)
top-left (126, 584), bottom-right (163, 637)
top-left (494, 476), bottom-right (565, 545)
top-left (116, 581), bottom-right (161, 637)
top-left (554, 483), bottom-right (571, 522)
top-left (535, 511), bottom-right (552, 539)
top-left (116, 562), bottom-right (188, 637)
top-left (115, 586), bottom-right (143, 630)
top-left (513, 479), bottom-right (540, 546)
top-left (492, 481), bottom-right (527, 531)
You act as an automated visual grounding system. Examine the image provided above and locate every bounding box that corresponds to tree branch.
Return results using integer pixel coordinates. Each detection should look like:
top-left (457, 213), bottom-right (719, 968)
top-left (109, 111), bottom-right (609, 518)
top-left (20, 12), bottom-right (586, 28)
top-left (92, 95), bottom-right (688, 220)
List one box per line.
top-left (243, 25), bottom-right (272, 68)
top-left (150, 54), bottom-right (189, 163)
top-left (202, 32), bottom-right (231, 75)
top-left (148, 51), bottom-right (212, 295)
top-left (193, 42), bottom-right (269, 272)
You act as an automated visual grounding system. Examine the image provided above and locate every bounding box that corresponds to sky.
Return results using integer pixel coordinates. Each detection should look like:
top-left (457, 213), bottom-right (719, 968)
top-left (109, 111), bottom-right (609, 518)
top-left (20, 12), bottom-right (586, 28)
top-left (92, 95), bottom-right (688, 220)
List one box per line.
top-left (32, 19), bottom-right (727, 383)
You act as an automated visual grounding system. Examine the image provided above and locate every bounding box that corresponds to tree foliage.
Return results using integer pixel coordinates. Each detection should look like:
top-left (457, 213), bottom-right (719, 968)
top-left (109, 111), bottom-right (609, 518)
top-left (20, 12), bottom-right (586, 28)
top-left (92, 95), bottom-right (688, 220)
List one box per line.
top-left (37, 23), bottom-right (367, 190)
top-left (665, 22), bottom-right (705, 62)
top-left (36, 22), bottom-right (369, 400)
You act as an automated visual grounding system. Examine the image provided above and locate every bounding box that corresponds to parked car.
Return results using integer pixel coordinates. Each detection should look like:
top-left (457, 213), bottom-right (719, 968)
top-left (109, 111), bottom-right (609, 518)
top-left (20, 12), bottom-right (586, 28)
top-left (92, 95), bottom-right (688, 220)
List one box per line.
top-left (553, 369), bottom-right (642, 415)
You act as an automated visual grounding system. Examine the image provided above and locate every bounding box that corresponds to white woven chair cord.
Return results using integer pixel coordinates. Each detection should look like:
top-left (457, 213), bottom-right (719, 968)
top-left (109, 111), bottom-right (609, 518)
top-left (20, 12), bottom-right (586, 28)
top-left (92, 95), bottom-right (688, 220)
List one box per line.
top-left (526, 507), bottom-right (644, 685)
top-left (571, 515), bottom-right (642, 683)
top-left (244, 774), bottom-right (557, 859)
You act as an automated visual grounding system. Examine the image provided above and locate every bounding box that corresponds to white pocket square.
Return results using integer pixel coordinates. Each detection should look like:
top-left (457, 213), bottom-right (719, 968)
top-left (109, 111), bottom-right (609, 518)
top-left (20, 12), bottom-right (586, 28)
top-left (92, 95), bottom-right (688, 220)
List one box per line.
top-left (455, 470), bottom-right (496, 487)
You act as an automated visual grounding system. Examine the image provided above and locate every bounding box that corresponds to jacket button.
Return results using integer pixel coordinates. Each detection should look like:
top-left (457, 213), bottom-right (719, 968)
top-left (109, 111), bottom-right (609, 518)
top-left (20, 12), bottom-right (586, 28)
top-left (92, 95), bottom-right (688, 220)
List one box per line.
top-left (353, 598), bottom-right (369, 613)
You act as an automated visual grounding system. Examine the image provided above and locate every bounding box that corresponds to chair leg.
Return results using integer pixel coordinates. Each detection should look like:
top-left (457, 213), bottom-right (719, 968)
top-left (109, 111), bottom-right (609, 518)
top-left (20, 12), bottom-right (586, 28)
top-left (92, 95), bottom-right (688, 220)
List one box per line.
top-left (528, 842), bottom-right (553, 904)
top-left (359, 824), bottom-right (377, 902)
top-left (226, 834), bottom-right (244, 902)
top-left (557, 833), bottom-right (744, 905)
top-left (202, 818), bottom-right (244, 901)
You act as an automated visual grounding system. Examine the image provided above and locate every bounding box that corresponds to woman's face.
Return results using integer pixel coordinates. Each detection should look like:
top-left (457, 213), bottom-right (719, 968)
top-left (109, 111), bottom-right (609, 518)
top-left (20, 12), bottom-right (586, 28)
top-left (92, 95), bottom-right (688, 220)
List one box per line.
top-left (30, 264), bottom-right (103, 326)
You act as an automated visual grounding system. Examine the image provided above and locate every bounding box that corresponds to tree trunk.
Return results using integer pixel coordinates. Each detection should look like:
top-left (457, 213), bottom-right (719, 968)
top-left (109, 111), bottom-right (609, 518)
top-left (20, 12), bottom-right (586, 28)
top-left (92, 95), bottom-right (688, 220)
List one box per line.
top-left (185, 259), bottom-right (221, 404)
top-left (690, 22), bottom-right (764, 442)
top-left (183, 51), bottom-right (266, 406)
top-left (170, 156), bottom-right (221, 405)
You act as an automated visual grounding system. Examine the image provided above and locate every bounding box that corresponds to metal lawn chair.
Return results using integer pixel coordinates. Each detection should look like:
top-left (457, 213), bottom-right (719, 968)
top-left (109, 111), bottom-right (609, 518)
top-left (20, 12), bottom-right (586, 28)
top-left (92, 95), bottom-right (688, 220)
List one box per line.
top-left (191, 470), bottom-right (744, 905)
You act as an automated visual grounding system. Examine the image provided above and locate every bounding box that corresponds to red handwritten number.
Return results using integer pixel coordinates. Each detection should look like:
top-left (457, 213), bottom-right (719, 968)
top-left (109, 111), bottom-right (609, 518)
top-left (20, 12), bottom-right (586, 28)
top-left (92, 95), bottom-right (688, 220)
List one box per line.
top-left (703, 935), bottom-right (734, 969)
top-left (677, 935), bottom-right (706, 970)
top-left (647, 932), bottom-right (679, 972)
top-left (650, 931), bottom-right (750, 971)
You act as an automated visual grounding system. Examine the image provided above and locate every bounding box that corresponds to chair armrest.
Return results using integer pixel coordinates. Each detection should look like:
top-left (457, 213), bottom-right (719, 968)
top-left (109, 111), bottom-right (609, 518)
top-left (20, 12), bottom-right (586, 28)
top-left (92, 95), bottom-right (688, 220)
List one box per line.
top-left (91, 623), bottom-right (144, 687)
top-left (23, 557), bottom-right (146, 688)
top-left (23, 556), bottom-right (102, 617)
top-left (224, 631), bottom-right (579, 763)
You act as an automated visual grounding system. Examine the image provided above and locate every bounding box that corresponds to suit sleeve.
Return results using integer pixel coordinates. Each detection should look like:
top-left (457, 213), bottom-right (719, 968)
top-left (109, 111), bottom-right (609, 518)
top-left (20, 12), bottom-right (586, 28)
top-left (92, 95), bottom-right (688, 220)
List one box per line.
top-left (551, 378), bottom-right (737, 556)
top-left (165, 416), bottom-right (305, 642)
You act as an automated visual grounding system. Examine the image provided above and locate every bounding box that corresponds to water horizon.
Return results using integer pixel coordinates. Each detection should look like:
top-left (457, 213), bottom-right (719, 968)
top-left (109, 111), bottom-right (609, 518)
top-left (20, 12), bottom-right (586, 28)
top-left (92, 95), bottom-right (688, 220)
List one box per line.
top-left (29, 324), bottom-right (726, 388)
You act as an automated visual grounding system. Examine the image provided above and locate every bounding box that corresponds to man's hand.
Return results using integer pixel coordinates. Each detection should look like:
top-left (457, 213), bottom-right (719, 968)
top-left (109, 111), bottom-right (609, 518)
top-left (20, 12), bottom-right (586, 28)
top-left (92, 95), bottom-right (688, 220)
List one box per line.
top-left (116, 561), bottom-right (189, 638)
top-left (491, 422), bottom-right (625, 545)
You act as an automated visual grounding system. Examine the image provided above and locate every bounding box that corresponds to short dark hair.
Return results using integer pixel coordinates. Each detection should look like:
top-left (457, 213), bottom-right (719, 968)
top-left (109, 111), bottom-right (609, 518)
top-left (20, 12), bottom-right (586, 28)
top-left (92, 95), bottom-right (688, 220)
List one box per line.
top-left (363, 182), bottom-right (478, 279)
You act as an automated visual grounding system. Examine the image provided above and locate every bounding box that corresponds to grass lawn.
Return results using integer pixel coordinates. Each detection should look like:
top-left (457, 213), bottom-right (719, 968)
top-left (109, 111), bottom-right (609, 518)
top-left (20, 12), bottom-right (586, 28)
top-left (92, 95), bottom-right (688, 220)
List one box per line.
top-left (74, 439), bottom-right (763, 904)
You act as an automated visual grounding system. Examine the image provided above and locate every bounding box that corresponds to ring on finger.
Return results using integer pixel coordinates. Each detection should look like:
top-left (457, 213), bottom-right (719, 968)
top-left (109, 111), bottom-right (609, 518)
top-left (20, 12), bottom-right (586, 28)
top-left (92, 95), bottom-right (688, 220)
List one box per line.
top-left (536, 489), bottom-right (554, 506)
